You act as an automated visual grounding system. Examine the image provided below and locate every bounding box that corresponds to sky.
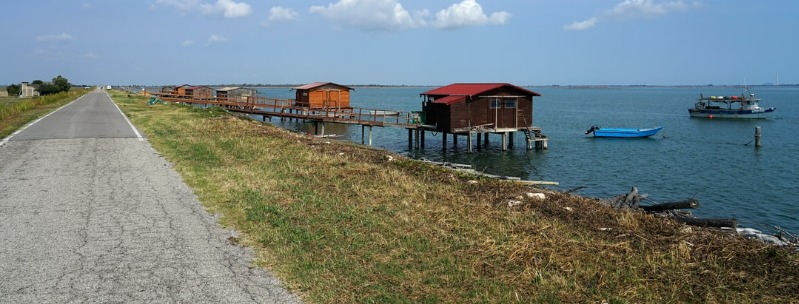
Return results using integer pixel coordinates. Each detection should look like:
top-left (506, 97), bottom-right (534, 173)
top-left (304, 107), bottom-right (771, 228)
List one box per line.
top-left (2, 0), bottom-right (797, 86)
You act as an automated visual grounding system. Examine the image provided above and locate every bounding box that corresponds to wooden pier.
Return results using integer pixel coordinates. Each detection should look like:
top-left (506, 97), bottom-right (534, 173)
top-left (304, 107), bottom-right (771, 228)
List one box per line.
top-left (154, 94), bottom-right (548, 152)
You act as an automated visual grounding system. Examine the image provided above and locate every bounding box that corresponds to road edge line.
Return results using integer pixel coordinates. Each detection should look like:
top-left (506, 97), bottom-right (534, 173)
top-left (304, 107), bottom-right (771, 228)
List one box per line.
top-left (106, 91), bottom-right (145, 142)
top-left (0, 93), bottom-right (88, 147)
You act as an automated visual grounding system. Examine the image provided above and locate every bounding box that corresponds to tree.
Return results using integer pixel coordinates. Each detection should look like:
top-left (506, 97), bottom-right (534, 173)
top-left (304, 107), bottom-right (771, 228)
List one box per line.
top-left (31, 80), bottom-right (44, 85)
top-left (52, 75), bottom-right (71, 93)
top-left (37, 83), bottom-right (61, 95)
top-left (6, 84), bottom-right (20, 96)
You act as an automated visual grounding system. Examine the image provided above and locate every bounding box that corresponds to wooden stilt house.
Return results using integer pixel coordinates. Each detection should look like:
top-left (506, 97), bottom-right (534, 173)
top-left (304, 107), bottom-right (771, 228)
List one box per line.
top-left (293, 82), bottom-right (352, 109)
top-left (421, 83), bottom-right (541, 133)
top-left (216, 87), bottom-right (257, 103)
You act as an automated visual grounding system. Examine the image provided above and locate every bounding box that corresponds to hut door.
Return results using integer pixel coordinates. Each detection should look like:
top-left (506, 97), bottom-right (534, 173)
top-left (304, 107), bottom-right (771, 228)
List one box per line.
top-left (325, 90), bottom-right (341, 109)
top-left (488, 98), bottom-right (500, 129)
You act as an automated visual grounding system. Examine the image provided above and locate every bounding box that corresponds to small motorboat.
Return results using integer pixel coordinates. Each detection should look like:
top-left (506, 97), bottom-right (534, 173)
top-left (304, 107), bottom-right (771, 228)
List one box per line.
top-left (585, 125), bottom-right (662, 138)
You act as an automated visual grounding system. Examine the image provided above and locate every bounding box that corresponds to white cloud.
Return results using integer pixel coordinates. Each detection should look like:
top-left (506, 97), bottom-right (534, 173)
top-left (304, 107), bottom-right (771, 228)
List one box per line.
top-left (201, 0), bottom-right (252, 18)
top-left (35, 33), bottom-right (74, 42)
top-left (154, 0), bottom-right (201, 12)
top-left (82, 3), bottom-right (93, 9)
top-left (564, 17), bottom-right (598, 31)
top-left (269, 6), bottom-right (299, 22)
top-left (207, 34), bottom-right (227, 45)
top-left (432, 0), bottom-right (510, 29)
top-left (154, 0), bottom-right (251, 18)
top-left (182, 40), bottom-right (195, 47)
top-left (84, 52), bottom-right (99, 58)
top-left (565, 0), bottom-right (701, 31)
top-left (310, 0), bottom-right (428, 31)
top-left (309, 0), bottom-right (509, 31)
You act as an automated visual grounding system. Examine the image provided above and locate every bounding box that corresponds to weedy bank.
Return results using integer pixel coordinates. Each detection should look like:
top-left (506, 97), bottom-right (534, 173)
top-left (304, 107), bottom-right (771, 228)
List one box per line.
top-left (112, 92), bottom-right (797, 303)
top-left (0, 90), bottom-right (89, 138)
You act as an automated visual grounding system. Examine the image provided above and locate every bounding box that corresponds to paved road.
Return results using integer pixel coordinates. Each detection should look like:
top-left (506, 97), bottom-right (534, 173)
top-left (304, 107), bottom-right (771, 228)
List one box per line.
top-left (0, 91), bottom-right (300, 303)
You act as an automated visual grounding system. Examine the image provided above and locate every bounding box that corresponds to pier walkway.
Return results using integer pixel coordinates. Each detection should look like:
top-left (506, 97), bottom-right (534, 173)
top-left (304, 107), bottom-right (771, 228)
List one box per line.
top-left (154, 94), bottom-right (548, 151)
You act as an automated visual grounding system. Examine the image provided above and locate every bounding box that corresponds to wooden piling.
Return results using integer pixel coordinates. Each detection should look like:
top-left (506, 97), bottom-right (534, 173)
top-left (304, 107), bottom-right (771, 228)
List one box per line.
top-left (467, 132), bottom-right (473, 153)
top-left (755, 126), bottom-right (762, 148)
top-left (408, 129), bottom-right (413, 149)
top-left (442, 132), bottom-right (447, 151)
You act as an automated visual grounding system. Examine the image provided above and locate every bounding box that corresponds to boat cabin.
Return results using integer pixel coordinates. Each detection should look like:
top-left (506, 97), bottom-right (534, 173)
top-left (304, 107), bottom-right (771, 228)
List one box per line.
top-left (421, 83), bottom-right (541, 133)
top-left (293, 82), bottom-right (352, 109)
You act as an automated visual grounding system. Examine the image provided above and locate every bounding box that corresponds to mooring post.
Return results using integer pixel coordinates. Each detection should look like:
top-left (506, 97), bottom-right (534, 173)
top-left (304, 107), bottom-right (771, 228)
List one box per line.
top-left (501, 132), bottom-right (508, 151)
top-left (453, 134), bottom-right (458, 147)
top-left (477, 133), bottom-right (482, 149)
top-left (509, 132), bottom-right (514, 148)
top-left (467, 131), bottom-right (473, 153)
top-left (755, 126), bottom-right (762, 148)
top-left (415, 129), bottom-right (421, 149)
top-left (361, 125), bottom-right (365, 144)
top-left (368, 126), bottom-right (373, 146)
top-left (484, 133), bottom-right (489, 145)
top-left (526, 136), bottom-right (533, 150)
top-left (442, 132), bottom-right (448, 151)
top-left (420, 130), bottom-right (425, 149)
top-left (320, 122), bottom-right (325, 137)
top-left (408, 129), bottom-right (413, 149)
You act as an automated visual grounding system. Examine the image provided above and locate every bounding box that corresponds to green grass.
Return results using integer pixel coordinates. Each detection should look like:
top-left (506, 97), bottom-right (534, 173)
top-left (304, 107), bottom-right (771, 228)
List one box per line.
top-left (109, 91), bottom-right (798, 303)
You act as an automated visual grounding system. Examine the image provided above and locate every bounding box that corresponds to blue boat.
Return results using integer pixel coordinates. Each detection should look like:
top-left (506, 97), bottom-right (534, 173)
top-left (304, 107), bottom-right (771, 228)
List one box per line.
top-left (585, 125), bottom-right (663, 138)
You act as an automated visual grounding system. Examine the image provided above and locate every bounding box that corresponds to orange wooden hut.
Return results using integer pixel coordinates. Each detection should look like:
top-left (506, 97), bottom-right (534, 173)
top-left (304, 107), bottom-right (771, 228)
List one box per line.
top-left (293, 82), bottom-right (352, 109)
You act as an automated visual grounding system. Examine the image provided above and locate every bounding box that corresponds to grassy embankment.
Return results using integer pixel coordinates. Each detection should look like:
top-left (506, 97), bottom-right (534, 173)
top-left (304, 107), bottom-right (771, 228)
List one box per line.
top-left (109, 91), bottom-right (797, 303)
top-left (0, 90), bottom-right (89, 138)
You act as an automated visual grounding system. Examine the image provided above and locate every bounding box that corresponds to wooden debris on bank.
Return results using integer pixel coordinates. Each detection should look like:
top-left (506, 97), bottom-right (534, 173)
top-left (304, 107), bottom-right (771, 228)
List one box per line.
top-left (601, 186), bottom-right (798, 249)
top-left (419, 158), bottom-right (558, 186)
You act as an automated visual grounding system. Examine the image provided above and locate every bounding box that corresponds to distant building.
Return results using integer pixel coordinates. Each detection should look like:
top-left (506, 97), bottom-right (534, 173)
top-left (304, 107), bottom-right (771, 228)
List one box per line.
top-left (216, 87), bottom-right (257, 103)
top-left (20, 82), bottom-right (39, 97)
top-left (420, 83), bottom-right (541, 133)
top-left (293, 82), bottom-right (352, 109)
top-left (159, 84), bottom-right (214, 100)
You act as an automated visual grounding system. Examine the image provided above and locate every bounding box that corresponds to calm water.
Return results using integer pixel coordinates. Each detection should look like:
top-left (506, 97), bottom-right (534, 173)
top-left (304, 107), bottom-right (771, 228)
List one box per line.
top-left (255, 86), bottom-right (799, 234)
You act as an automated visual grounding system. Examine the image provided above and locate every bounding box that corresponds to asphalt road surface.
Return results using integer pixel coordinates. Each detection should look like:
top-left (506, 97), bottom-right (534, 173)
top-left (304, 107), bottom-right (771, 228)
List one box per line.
top-left (0, 91), bottom-right (300, 303)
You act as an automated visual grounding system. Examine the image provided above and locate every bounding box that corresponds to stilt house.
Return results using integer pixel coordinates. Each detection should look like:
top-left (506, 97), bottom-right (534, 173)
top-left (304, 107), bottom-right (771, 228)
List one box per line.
top-left (293, 82), bottom-right (352, 109)
top-left (216, 87), bottom-right (257, 103)
top-left (421, 83), bottom-right (541, 133)
top-left (176, 85), bottom-right (214, 100)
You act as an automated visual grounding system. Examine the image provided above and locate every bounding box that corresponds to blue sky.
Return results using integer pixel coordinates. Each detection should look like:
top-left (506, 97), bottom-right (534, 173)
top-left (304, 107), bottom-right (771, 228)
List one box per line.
top-left (2, 0), bottom-right (797, 86)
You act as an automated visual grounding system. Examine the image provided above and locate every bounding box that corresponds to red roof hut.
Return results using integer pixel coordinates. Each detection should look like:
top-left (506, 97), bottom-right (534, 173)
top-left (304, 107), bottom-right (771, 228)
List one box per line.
top-left (421, 83), bottom-right (541, 133)
top-left (293, 82), bottom-right (352, 109)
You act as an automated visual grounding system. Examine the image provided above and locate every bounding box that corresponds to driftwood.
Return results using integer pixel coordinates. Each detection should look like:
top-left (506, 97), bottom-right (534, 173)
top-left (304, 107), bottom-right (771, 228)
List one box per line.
top-left (672, 214), bottom-right (737, 228)
top-left (600, 187), bottom-right (738, 229)
top-left (419, 159), bottom-right (559, 185)
top-left (640, 199), bottom-right (699, 212)
top-left (600, 187), bottom-right (642, 209)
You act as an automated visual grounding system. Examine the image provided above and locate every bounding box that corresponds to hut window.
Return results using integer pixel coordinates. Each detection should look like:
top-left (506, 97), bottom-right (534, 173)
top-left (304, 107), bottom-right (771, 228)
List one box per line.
top-left (504, 98), bottom-right (516, 109)
top-left (490, 98), bottom-right (500, 109)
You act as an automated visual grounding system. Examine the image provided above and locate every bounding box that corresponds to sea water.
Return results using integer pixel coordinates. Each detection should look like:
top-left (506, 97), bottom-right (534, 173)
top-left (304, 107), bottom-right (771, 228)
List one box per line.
top-left (256, 86), bottom-right (799, 234)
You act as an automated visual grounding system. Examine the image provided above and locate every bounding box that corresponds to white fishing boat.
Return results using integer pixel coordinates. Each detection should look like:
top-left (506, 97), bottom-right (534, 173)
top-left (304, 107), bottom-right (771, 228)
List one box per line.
top-left (689, 90), bottom-right (775, 119)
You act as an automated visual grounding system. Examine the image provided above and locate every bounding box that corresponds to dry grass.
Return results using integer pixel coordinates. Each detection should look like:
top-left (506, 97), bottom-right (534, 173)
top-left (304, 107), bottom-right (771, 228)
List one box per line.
top-left (112, 92), bottom-right (799, 304)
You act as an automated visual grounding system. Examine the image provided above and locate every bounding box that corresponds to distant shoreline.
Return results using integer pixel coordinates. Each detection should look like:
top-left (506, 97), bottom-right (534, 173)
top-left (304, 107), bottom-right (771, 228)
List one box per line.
top-left (121, 84), bottom-right (799, 90)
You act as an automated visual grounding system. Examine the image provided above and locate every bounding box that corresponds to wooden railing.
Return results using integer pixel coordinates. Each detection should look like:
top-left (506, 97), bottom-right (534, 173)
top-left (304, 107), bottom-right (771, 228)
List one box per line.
top-left (155, 94), bottom-right (425, 128)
